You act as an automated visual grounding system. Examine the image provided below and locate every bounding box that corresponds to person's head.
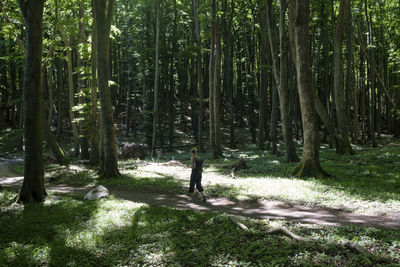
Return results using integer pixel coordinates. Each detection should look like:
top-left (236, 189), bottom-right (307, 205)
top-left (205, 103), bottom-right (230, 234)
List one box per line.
top-left (190, 148), bottom-right (196, 157)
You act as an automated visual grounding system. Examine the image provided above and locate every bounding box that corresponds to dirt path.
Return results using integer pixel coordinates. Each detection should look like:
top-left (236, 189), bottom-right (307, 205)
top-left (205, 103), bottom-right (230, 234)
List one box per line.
top-left (1, 161), bottom-right (400, 230)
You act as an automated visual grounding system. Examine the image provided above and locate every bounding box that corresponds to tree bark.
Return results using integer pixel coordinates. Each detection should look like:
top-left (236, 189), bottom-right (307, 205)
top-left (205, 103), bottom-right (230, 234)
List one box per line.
top-left (55, 58), bottom-right (63, 140)
top-left (193, 0), bottom-right (204, 152)
top-left (333, 0), bottom-right (353, 154)
top-left (213, 4), bottom-right (223, 158)
top-left (290, 0), bottom-right (328, 178)
top-left (345, 2), bottom-right (358, 143)
top-left (40, 46), bottom-right (69, 166)
top-left (209, 0), bottom-right (216, 157)
top-left (94, 0), bottom-right (119, 177)
top-left (78, 2), bottom-right (90, 159)
top-left (17, 0), bottom-right (47, 203)
top-left (151, 0), bottom-right (161, 156)
top-left (265, 0), bottom-right (299, 161)
top-left (365, 1), bottom-right (377, 147)
top-left (258, 21), bottom-right (267, 151)
top-left (90, 0), bottom-right (99, 165)
top-left (63, 35), bottom-right (80, 156)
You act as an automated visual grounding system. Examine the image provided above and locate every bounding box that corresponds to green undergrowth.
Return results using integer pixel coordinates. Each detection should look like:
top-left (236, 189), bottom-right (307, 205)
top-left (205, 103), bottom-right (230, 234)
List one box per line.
top-left (34, 137), bottom-right (400, 216)
top-left (0, 128), bottom-right (23, 155)
top-left (0, 189), bottom-right (399, 266)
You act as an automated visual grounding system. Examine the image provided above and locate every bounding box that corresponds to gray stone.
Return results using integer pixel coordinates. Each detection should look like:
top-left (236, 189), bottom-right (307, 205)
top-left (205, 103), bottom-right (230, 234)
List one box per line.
top-left (84, 185), bottom-right (109, 200)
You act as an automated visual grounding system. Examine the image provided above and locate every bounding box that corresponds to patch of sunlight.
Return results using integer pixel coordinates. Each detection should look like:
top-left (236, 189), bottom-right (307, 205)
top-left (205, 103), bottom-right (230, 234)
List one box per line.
top-left (67, 165), bottom-right (86, 172)
top-left (209, 254), bottom-right (252, 266)
top-left (143, 252), bottom-right (166, 265)
top-left (65, 198), bottom-right (141, 250)
top-left (128, 163), bottom-right (191, 181)
top-left (270, 160), bottom-right (280, 164)
top-left (246, 154), bottom-right (261, 159)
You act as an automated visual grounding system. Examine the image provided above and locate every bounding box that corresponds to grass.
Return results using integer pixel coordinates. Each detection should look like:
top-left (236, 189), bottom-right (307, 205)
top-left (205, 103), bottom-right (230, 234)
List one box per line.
top-left (2, 136), bottom-right (400, 265)
top-left (0, 188), bottom-right (399, 266)
top-left (26, 137), bottom-right (400, 216)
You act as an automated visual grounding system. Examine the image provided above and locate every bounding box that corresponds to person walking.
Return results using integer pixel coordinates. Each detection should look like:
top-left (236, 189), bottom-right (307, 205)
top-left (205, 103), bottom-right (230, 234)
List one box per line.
top-left (188, 148), bottom-right (206, 202)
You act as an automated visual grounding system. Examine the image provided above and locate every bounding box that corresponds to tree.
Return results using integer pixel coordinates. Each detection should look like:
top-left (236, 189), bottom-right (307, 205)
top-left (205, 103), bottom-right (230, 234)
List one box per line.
top-left (58, 4), bottom-right (80, 157)
top-left (17, 0), bottom-right (47, 203)
top-left (151, 0), bottom-right (161, 156)
top-left (90, 0), bottom-right (99, 165)
top-left (264, 0), bottom-right (299, 162)
top-left (290, 0), bottom-right (327, 178)
top-left (93, 0), bottom-right (119, 178)
top-left (209, 0), bottom-right (222, 159)
top-left (333, 0), bottom-right (353, 154)
top-left (193, 0), bottom-right (204, 152)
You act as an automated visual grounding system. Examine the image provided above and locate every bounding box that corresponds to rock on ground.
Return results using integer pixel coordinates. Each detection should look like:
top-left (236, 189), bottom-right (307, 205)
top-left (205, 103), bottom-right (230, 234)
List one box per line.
top-left (84, 185), bottom-right (109, 200)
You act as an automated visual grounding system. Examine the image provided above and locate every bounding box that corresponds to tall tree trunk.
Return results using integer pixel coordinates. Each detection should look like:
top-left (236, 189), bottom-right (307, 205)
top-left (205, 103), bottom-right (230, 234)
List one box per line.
top-left (40, 46), bottom-right (69, 166)
top-left (365, 2), bottom-right (377, 147)
top-left (151, 0), bottom-right (161, 156)
top-left (55, 58), bottom-right (63, 140)
top-left (225, 0), bottom-right (235, 149)
top-left (290, 0), bottom-right (327, 178)
top-left (63, 35), bottom-right (80, 156)
top-left (333, 0), bottom-right (353, 154)
top-left (17, 0), bottom-right (47, 203)
top-left (279, 0), bottom-right (298, 161)
top-left (94, 0), bottom-right (119, 178)
top-left (345, 2), bottom-right (358, 143)
top-left (167, 0), bottom-right (178, 151)
top-left (360, 44), bottom-right (366, 144)
top-left (270, 85), bottom-right (279, 155)
top-left (213, 5), bottom-right (223, 158)
top-left (90, 0), bottom-right (99, 165)
top-left (258, 26), bottom-right (267, 151)
top-left (78, 2), bottom-right (89, 159)
top-left (193, 0), bottom-right (204, 152)
top-left (47, 67), bottom-right (54, 125)
top-left (209, 0), bottom-right (216, 157)
top-left (265, 0), bottom-right (299, 161)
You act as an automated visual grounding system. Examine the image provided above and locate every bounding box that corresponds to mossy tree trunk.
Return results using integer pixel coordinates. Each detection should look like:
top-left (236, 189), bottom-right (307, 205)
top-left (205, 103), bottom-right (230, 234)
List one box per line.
top-left (17, 0), bottom-right (47, 203)
top-left (94, 0), bottom-right (119, 178)
top-left (289, 0), bottom-right (328, 178)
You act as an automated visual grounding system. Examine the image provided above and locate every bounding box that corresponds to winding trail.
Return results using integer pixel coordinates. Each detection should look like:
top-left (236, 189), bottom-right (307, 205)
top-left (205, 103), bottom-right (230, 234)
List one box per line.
top-left (1, 158), bottom-right (399, 230)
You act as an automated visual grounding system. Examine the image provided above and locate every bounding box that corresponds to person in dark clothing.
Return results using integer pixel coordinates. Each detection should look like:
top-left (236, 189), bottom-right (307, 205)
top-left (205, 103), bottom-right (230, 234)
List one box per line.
top-left (189, 148), bottom-right (206, 202)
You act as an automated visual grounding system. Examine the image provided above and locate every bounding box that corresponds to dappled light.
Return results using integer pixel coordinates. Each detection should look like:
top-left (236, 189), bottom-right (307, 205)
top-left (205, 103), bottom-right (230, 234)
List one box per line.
top-left (2, 0), bottom-right (400, 264)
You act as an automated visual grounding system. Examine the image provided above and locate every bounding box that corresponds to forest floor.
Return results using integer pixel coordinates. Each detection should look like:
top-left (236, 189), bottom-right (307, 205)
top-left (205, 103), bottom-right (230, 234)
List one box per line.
top-left (1, 165), bottom-right (399, 230)
top-left (1, 137), bottom-right (400, 265)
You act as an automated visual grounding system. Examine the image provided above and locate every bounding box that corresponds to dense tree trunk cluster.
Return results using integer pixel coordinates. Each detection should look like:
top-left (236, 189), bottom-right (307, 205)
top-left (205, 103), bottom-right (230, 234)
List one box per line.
top-left (1, 0), bottom-right (400, 201)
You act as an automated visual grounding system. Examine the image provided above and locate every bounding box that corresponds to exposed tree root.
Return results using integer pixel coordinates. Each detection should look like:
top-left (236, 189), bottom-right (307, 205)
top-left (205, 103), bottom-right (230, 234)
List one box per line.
top-left (292, 159), bottom-right (330, 178)
top-left (99, 169), bottom-right (121, 179)
top-left (229, 217), bottom-right (372, 256)
top-left (228, 216), bottom-right (249, 231)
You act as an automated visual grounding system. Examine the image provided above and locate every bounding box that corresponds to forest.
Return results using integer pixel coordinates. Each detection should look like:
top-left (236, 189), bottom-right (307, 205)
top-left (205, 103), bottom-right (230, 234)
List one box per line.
top-left (1, 0), bottom-right (400, 265)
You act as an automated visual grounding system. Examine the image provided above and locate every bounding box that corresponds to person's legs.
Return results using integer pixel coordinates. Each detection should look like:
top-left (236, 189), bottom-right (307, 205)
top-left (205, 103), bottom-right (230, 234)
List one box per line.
top-left (188, 172), bottom-right (196, 200)
top-left (195, 173), bottom-right (206, 202)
